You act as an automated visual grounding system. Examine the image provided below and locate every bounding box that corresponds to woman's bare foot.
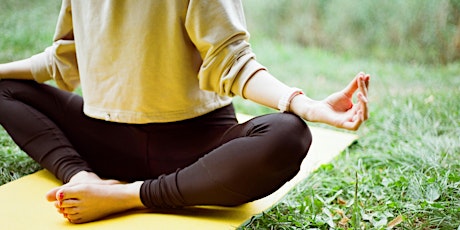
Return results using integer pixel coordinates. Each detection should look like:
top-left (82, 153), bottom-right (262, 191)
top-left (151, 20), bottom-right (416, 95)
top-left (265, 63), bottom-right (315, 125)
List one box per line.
top-left (45, 171), bottom-right (146, 223)
top-left (45, 171), bottom-right (120, 202)
top-left (50, 182), bottom-right (145, 224)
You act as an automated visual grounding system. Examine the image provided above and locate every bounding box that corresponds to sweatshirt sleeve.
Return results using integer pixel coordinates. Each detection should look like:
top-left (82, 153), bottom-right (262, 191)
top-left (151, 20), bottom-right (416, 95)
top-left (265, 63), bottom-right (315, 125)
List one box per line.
top-left (29, 0), bottom-right (80, 92)
top-left (185, 0), bottom-right (266, 98)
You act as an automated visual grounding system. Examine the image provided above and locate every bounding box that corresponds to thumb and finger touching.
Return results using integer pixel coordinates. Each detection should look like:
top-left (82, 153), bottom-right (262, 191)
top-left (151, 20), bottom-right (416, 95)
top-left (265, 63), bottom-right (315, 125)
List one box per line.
top-left (342, 72), bottom-right (364, 97)
top-left (334, 72), bottom-right (370, 130)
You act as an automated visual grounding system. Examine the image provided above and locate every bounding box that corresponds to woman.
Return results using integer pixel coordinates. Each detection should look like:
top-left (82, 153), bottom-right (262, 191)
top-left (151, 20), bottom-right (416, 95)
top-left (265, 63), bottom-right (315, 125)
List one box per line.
top-left (0, 0), bottom-right (369, 224)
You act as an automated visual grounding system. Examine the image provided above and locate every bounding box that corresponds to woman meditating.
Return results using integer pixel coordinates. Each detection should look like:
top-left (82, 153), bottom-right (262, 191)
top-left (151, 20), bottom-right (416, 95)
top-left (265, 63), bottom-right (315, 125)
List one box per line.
top-left (0, 0), bottom-right (369, 224)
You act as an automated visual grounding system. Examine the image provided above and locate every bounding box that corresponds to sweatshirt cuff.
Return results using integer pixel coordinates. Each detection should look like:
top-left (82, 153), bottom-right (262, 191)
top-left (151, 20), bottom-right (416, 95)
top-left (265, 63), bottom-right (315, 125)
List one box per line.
top-left (231, 58), bottom-right (266, 98)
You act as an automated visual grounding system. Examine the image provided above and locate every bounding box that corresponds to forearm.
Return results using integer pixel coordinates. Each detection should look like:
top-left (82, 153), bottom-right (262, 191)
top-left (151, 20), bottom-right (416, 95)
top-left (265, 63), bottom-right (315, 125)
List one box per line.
top-left (242, 70), bottom-right (315, 119)
top-left (0, 58), bottom-right (35, 80)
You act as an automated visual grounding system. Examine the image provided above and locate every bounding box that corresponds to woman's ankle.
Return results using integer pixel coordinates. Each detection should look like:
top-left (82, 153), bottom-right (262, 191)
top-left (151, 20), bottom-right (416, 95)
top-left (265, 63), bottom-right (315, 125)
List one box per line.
top-left (122, 181), bottom-right (146, 209)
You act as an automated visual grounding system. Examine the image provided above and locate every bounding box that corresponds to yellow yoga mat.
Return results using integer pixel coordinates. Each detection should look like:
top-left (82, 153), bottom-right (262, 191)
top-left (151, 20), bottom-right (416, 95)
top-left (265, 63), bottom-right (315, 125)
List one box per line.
top-left (0, 114), bottom-right (358, 230)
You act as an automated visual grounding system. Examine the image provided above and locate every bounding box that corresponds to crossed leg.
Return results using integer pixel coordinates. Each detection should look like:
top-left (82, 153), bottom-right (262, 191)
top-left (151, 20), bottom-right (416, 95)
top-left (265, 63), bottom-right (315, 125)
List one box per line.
top-left (43, 115), bottom-right (312, 223)
top-left (0, 80), bottom-right (312, 224)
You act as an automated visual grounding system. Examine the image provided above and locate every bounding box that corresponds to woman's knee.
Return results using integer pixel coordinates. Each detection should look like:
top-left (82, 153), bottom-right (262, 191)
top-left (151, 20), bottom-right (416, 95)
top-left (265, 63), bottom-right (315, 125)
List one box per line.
top-left (271, 112), bottom-right (311, 155)
top-left (252, 113), bottom-right (312, 169)
top-left (0, 80), bottom-right (19, 109)
top-left (0, 79), bottom-right (14, 98)
top-left (0, 79), bottom-right (34, 99)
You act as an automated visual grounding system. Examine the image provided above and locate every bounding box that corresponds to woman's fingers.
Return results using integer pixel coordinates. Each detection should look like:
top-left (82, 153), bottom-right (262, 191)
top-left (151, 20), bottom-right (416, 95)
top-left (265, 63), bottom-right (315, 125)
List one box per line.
top-left (354, 92), bottom-right (368, 121)
top-left (342, 72), bottom-right (364, 96)
top-left (360, 74), bottom-right (370, 98)
top-left (341, 92), bottom-right (368, 130)
top-left (357, 73), bottom-right (370, 119)
top-left (321, 72), bottom-right (370, 131)
top-left (364, 74), bottom-right (370, 89)
top-left (342, 72), bottom-right (370, 102)
top-left (357, 75), bottom-right (367, 97)
top-left (342, 111), bottom-right (363, 130)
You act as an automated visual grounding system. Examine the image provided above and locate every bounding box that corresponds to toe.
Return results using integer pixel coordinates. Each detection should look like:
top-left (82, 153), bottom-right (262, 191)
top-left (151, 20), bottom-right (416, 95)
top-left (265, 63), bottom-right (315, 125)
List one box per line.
top-left (45, 187), bottom-right (61, 201)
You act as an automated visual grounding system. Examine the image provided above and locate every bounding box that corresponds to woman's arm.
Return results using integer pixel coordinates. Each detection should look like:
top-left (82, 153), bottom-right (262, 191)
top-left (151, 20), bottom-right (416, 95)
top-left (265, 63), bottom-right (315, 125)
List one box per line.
top-left (0, 58), bottom-right (34, 80)
top-left (0, 58), bottom-right (35, 80)
top-left (243, 69), bottom-right (370, 131)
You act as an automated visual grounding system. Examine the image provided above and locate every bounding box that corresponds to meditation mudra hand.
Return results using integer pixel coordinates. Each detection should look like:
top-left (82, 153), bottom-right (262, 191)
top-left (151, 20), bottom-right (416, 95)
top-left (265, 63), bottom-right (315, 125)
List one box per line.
top-left (0, 0), bottom-right (369, 224)
top-left (298, 72), bottom-right (370, 130)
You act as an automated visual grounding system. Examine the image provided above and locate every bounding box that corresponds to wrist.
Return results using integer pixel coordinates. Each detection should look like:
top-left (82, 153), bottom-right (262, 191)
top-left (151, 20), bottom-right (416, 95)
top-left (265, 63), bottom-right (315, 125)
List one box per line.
top-left (125, 181), bottom-right (147, 209)
top-left (278, 88), bottom-right (304, 113)
top-left (290, 94), bottom-right (317, 121)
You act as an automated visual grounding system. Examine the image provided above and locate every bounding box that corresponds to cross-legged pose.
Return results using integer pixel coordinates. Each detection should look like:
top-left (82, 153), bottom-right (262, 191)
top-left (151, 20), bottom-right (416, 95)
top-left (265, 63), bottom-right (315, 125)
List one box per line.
top-left (0, 0), bottom-right (370, 224)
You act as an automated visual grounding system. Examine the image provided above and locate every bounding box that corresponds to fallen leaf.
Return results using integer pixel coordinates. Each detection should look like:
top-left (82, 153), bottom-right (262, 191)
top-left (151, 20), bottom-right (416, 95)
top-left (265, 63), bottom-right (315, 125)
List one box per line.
top-left (335, 209), bottom-right (344, 216)
top-left (387, 215), bottom-right (404, 229)
top-left (338, 197), bottom-right (347, 205)
top-left (339, 216), bottom-right (350, 226)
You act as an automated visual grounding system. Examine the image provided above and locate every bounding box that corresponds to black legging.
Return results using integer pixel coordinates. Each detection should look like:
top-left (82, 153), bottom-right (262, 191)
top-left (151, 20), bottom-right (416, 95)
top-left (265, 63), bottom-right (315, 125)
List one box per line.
top-left (0, 79), bottom-right (312, 208)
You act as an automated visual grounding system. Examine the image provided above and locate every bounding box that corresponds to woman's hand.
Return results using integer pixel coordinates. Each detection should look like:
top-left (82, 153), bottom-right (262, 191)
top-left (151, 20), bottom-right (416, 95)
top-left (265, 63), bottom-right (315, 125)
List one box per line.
top-left (243, 69), bottom-right (370, 131)
top-left (292, 72), bottom-right (370, 130)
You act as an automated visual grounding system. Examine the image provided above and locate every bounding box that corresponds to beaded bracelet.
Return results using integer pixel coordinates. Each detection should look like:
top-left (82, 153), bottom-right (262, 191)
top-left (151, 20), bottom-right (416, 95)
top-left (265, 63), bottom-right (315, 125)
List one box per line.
top-left (278, 88), bottom-right (303, 113)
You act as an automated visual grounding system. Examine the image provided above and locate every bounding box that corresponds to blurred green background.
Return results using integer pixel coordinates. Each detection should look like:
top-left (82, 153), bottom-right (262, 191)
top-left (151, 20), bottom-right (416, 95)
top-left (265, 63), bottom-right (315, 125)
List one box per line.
top-left (1, 0), bottom-right (459, 64)
top-left (244, 0), bottom-right (460, 64)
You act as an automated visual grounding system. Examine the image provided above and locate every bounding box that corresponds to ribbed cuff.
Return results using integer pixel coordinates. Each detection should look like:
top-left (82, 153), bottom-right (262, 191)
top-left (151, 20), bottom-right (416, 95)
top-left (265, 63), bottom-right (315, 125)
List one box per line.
top-left (139, 170), bottom-right (186, 209)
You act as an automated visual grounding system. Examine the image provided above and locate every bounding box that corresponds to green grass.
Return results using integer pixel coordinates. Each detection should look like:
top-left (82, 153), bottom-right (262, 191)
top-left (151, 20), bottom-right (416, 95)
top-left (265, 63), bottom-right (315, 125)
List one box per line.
top-left (0, 0), bottom-right (60, 63)
top-left (236, 39), bottom-right (460, 229)
top-left (237, 41), bottom-right (460, 229)
top-left (1, 1), bottom-right (460, 229)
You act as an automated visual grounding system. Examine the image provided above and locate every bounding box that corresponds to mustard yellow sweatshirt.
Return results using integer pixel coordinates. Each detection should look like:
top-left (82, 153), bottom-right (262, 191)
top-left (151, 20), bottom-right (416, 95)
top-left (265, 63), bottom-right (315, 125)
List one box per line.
top-left (30, 0), bottom-right (266, 123)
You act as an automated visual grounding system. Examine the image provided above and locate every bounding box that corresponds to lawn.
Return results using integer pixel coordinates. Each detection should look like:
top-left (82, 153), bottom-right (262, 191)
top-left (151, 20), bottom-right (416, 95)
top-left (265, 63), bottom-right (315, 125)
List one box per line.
top-left (1, 1), bottom-right (460, 229)
top-left (238, 42), bottom-right (460, 229)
